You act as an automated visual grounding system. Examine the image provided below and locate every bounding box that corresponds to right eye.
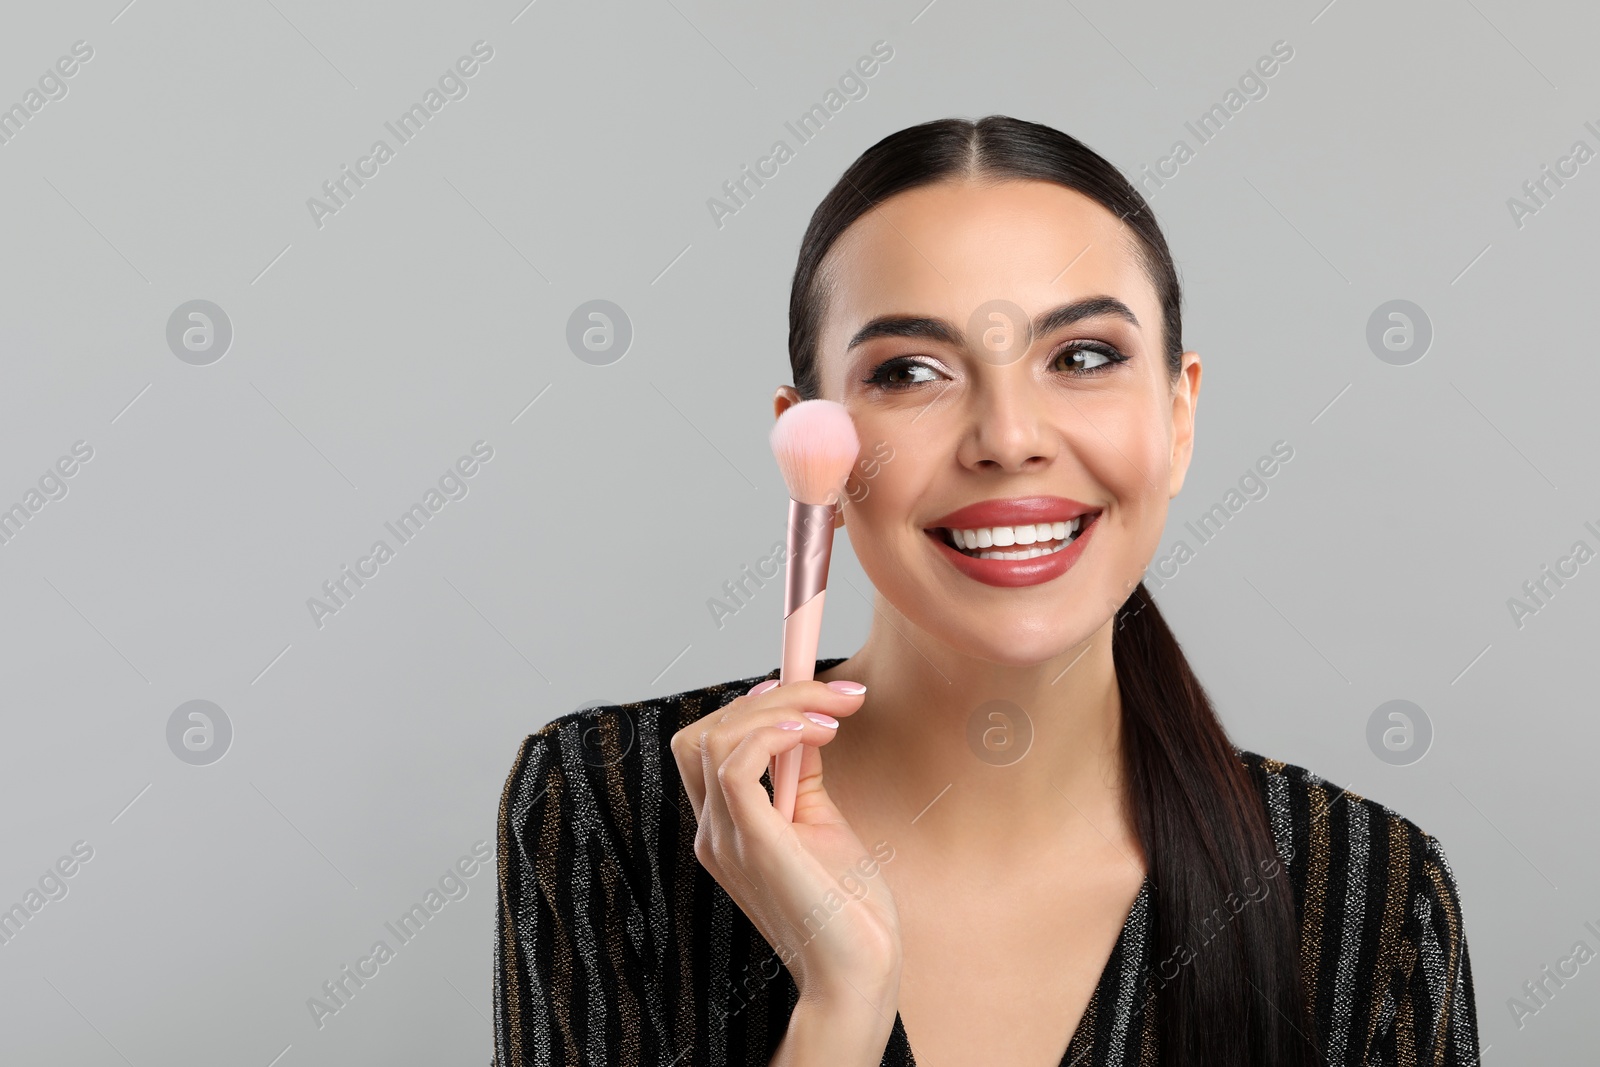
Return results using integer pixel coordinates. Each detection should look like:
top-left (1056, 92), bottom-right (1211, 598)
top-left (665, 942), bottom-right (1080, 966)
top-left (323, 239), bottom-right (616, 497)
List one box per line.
top-left (862, 356), bottom-right (944, 392)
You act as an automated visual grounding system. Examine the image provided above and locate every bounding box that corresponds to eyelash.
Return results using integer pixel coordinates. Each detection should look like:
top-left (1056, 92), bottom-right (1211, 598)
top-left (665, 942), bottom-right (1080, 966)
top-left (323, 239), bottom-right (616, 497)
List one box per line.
top-left (861, 342), bottom-right (1129, 392)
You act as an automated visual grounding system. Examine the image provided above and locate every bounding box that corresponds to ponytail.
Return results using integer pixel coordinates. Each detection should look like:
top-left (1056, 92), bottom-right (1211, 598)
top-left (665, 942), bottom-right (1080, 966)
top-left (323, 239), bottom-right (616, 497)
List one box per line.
top-left (1113, 582), bottom-right (1320, 1064)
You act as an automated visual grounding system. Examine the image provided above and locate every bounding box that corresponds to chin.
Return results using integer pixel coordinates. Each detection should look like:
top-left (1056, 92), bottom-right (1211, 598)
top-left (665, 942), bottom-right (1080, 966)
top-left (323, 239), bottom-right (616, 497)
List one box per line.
top-left (938, 615), bottom-right (1104, 669)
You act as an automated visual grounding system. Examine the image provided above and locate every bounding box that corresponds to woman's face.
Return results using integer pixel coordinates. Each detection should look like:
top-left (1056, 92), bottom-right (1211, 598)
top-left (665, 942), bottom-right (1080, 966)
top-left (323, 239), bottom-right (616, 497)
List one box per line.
top-left (783, 178), bottom-right (1201, 666)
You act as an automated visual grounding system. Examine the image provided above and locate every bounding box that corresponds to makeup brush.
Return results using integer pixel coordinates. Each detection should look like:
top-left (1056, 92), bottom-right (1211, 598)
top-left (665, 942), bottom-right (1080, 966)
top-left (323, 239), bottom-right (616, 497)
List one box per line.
top-left (767, 399), bottom-right (860, 822)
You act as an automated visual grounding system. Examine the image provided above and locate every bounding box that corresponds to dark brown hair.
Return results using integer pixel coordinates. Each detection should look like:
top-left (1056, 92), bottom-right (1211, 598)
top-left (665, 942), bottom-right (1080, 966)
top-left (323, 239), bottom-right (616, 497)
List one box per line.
top-left (785, 115), bottom-right (1319, 1065)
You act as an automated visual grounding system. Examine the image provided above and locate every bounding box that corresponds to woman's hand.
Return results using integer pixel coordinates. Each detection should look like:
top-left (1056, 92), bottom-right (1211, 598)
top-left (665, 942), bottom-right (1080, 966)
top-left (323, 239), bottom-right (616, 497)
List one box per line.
top-left (670, 678), bottom-right (902, 1016)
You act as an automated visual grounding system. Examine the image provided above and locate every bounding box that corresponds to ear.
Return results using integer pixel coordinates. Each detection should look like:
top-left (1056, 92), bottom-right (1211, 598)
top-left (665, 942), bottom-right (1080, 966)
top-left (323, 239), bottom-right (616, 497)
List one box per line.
top-left (773, 384), bottom-right (802, 422)
top-left (1168, 351), bottom-right (1202, 498)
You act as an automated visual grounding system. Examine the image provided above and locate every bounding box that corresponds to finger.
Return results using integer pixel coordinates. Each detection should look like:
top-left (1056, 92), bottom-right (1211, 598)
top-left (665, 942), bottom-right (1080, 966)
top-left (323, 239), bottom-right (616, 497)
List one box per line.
top-left (705, 718), bottom-right (835, 854)
top-left (742, 679), bottom-right (866, 740)
top-left (714, 681), bottom-right (859, 806)
top-left (671, 723), bottom-right (709, 824)
top-left (789, 728), bottom-right (841, 823)
top-left (694, 723), bottom-right (787, 895)
top-left (678, 679), bottom-right (863, 824)
top-left (701, 692), bottom-right (849, 783)
top-left (672, 680), bottom-right (785, 821)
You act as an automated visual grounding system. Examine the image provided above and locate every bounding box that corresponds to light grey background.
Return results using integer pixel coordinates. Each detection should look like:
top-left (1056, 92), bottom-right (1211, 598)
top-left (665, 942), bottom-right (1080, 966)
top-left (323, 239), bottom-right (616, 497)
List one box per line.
top-left (1, 0), bottom-right (1594, 1063)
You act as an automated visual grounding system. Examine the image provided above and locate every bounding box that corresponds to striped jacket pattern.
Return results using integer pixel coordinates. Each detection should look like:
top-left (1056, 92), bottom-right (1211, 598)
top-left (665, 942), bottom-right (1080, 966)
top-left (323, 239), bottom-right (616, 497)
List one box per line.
top-left (492, 659), bottom-right (1480, 1065)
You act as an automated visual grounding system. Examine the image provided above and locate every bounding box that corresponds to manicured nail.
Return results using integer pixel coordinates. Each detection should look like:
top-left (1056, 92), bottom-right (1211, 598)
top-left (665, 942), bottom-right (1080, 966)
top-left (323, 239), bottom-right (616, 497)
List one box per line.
top-left (825, 680), bottom-right (866, 695)
top-left (748, 679), bottom-right (780, 695)
top-left (776, 720), bottom-right (805, 731)
top-left (803, 712), bottom-right (839, 729)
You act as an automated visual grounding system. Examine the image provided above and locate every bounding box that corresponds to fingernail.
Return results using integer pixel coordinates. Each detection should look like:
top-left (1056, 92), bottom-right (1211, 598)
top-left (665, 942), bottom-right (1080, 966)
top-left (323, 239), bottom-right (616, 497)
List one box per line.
top-left (803, 711), bottom-right (839, 729)
top-left (825, 680), bottom-right (867, 695)
top-left (776, 720), bottom-right (805, 731)
top-left (748, 679), bottom-right (780, 695)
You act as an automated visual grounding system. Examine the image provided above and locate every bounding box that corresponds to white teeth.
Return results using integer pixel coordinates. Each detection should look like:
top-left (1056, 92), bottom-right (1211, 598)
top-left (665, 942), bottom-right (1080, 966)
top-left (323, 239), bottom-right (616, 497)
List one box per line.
top-left (940, 516), bottom-right (1094, 561)
top-left (962, 539), bottom-right (1070, 561)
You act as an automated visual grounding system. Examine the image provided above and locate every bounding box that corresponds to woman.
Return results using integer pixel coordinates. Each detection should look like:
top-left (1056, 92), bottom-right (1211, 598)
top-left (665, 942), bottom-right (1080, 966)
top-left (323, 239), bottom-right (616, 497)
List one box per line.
top-left (492, 115), bottom-right (1479, 1066)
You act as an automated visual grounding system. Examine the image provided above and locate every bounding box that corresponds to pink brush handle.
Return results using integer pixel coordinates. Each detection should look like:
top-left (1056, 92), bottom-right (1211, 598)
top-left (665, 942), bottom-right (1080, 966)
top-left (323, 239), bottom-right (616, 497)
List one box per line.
top-left (771, 590), bottom-right (827, 821)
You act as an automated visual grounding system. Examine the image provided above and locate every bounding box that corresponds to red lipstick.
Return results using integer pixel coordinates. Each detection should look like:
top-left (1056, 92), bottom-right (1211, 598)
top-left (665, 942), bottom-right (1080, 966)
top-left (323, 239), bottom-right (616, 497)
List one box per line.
top-left (925, 495), bottom-right (1098, 529)
top-left (923, 495), bottom-right (1102, 589)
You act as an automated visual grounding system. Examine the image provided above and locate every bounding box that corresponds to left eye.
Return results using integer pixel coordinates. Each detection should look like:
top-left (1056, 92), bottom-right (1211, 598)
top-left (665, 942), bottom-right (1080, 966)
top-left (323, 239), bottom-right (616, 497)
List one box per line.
top-left (1055, 343), bottom-right (1124, 374)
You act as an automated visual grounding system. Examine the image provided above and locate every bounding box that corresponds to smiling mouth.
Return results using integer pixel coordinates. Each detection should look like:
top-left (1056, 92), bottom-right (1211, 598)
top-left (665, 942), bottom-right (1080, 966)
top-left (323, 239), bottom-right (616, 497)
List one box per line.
top-left (928, 513), bottom-right (1101, 560)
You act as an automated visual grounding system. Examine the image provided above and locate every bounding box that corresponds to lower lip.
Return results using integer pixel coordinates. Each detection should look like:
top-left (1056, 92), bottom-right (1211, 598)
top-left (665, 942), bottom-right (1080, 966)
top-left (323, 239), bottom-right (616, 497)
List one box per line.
top-left (925, 514), bottom-right (1100, 588)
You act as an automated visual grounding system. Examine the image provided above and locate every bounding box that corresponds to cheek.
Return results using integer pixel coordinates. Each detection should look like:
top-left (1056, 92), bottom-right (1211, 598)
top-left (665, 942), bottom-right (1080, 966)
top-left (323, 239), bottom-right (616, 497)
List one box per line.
top-left (1068, 401), bottom-right (1171, 500)
top-left (844, 461), bottom-right (920, 535)
top-left (838, 449), bottom-right (934, 570)
top-left (836, 414), bottom-right (922, 511)
top-left (1068, 397), bottom-right (1175, 587)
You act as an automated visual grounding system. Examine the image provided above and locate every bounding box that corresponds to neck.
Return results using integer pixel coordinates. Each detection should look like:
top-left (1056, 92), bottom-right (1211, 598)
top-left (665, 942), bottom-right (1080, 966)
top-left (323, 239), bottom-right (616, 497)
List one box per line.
top-left (816, 595), bottom-right (1141, 876)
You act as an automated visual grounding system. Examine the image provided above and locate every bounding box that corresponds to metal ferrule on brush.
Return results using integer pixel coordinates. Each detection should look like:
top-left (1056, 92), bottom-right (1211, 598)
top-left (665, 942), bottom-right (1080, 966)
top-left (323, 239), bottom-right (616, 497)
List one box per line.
top-left (784, 497), bottom-right (837, 618)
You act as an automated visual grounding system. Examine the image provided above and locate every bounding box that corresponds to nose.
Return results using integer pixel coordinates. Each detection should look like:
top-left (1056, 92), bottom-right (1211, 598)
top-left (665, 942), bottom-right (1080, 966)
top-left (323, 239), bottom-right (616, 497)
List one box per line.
top-left (955, 368), bottom-right (1057, 474)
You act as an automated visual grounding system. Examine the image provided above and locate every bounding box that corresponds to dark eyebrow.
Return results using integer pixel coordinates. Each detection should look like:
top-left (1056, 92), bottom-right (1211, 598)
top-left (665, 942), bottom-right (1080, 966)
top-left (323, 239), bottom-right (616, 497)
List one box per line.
top-left (845, 296), bottom-right (1141, 352)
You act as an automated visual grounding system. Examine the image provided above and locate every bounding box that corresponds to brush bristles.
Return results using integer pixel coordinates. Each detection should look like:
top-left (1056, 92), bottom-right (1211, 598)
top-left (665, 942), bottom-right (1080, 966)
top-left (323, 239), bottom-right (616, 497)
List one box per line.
top-left (769, 399), bottom-right (861, 507)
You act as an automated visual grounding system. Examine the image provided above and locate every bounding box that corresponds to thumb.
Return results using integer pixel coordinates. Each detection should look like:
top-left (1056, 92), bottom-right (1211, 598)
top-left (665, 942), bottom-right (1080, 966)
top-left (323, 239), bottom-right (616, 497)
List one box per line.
top-left (790, 736), bottom-right (847, 825)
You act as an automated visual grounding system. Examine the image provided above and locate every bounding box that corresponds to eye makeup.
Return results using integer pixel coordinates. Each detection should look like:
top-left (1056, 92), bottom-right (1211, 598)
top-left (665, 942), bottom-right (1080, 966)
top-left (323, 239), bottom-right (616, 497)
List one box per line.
top-left (859, 339), bottom-right (1130, 393)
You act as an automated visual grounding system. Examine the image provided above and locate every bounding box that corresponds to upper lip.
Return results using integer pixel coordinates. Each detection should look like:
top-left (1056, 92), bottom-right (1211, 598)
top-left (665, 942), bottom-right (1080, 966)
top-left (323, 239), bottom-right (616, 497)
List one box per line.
top-left (925, 495), bottom-right (1100, 530)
